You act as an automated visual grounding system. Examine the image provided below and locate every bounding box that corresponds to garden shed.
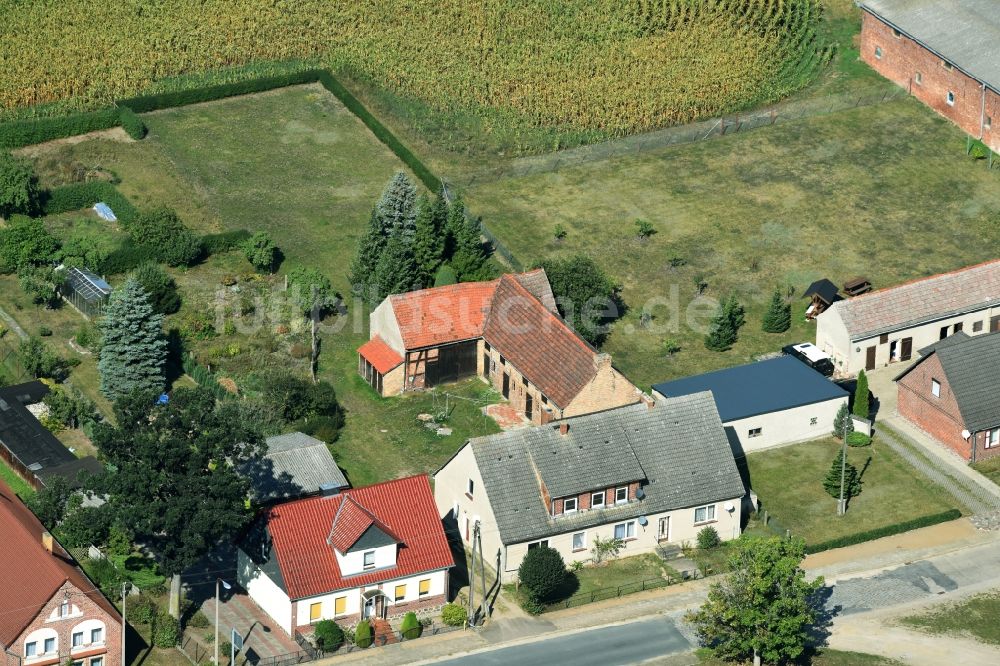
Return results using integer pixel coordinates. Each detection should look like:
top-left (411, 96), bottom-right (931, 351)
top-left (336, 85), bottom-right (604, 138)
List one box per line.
top-left (63, 266), bottom-right (112, 318)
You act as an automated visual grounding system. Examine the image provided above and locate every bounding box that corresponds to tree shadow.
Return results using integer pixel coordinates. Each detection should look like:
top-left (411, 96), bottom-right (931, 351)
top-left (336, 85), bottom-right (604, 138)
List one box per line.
top-left (545, 572), bottom-right (581, 603)
top-left (802, 584), bottom-right (839, 663)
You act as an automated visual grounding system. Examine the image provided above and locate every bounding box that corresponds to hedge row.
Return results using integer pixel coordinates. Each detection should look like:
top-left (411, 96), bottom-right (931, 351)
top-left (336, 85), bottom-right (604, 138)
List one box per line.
top-left (202, 229), bottom-right (251, 255)
top-left (116, 69), bottom-right (323, 113)
top-left (41, 182), bottom-right (138, 224)
top-left (804, 508), bottom-right (963, 554)
top-left (0, 108), bottom-right (121, 149)
top-left (96, 240), bottom-right (158, 276)
top-left (316, 72), bottom-right (441, 192)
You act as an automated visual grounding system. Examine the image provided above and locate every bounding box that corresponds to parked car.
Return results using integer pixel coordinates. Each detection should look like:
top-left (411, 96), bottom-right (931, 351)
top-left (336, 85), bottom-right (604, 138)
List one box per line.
top-left (784, 342), bottom-right (834, 376)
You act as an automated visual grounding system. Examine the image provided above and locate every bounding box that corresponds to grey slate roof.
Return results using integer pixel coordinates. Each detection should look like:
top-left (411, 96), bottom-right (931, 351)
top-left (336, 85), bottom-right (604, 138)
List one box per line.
top-left (240, 432), bottom-right (348, 502)
top-left (932, 332), bottom-right (1000, 432)
top-left (917, 330), bottom-right (970, 357)
top-left (826, 259), bottom-right (1000, 341)
top-left (467, 393), bottom-right (745, 545)
top-left (859, 0), bottom-right (1000, 91)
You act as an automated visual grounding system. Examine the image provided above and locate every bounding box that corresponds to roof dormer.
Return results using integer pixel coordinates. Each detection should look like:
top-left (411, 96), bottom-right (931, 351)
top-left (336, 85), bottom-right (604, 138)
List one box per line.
top-left (327, 496), bottom-right (401, 576)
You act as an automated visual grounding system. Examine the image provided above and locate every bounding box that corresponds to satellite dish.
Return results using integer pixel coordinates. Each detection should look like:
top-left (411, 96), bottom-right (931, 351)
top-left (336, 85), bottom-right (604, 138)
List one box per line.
top-left (724, 502), bottom-right (736, 512)
top-left (962, 429), bottom-right (971, 440)
top-left (637, 516), bottom-right (648, 526)
top-left (635, 488), bottom-right (646, 499)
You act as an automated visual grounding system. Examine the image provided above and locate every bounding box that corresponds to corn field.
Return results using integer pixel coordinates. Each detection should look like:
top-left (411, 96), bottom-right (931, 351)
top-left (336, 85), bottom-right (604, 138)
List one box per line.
top-left (0, 0), bottom-right (830, 135)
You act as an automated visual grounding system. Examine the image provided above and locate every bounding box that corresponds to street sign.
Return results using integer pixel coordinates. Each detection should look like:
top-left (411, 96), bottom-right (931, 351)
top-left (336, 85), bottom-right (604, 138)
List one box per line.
top-left (231, 628), bottom-right (243, 652)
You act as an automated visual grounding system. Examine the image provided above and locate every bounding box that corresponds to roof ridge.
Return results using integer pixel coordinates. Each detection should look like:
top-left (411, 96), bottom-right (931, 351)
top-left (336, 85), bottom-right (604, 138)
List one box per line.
top-left (493, 273), bottom-right (598, 357)
top-left (838, 258), bottom-right (1000, 306)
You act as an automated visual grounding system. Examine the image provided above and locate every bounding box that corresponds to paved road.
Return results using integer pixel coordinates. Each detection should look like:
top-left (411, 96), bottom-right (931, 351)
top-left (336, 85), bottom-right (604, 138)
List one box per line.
top-left (434, 617), bottom-right (691, 666)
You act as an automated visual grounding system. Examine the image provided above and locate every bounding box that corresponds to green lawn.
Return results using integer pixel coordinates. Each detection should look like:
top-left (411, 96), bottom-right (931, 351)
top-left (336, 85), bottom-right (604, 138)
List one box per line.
top-left (746, 437), bottom-right (963, 545)
top-left (971, 458), bottom-right (1000, 490)
top-left (696, 647), bottom-right (901, 666)
top-left (457, 98), bottom-right (1000, 389)
top-left (0, 456), bottom-right (35, 499)
top-left (900, 590), bottom-right (1000, 646)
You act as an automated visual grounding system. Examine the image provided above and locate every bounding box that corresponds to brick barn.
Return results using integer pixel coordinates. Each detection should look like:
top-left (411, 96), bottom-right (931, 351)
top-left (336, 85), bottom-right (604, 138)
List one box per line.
top-left (858, 0), bottom-right (999, 152)
top-left (895, 331), bottom-right (1000, 462)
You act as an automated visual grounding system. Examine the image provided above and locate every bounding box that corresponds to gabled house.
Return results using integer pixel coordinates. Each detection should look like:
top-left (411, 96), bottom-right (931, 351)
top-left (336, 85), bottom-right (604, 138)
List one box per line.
top-left (237, 474), bottom-right (453, 635)
top-left (0, 479), bottom-right (122, 666)
top-left (433, 393), bottom-right (746, 582)
top-left (816, 259), bottom-right (1000, 374)
top-left (895, 331), bottom-right (1000, 462)
top-left (358, 269), bottom-right (641, 424)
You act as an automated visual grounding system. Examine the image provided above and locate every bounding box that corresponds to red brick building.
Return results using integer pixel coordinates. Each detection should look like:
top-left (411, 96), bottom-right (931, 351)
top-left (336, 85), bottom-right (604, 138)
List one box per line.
top-left (0, 480), bottom-right (122, 666)
top-left (859, 0), bottom-right (999, 152)
top-left (896, 331), bottom-right (1000, 462)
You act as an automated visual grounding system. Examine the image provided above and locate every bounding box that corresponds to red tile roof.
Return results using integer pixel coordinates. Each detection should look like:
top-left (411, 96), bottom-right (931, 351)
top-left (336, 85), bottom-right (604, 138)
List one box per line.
top-left (357, 335), bottom-right (403, 374)
top-left (484, 275), bottom-right (605, 408)
top-left (389, 281), bottom-right (499, 349)
top-left (0, 480), bottom-right (121, 646)
top-left (328, 496), bottom-right (399, 553)
top-left (264, 474), bottom-right (453, 600)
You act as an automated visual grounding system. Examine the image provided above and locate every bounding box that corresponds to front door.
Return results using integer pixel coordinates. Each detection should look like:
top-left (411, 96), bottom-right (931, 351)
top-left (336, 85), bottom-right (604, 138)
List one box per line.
top-left (900, 337), bottom-right (913, 361)
top-left (658, 516), bottom-right (670, 541)
top-left (362, 596), bottom-right (375, 620)
top-left (865, 346), bottom-right (876, 371)
top-left (525, 393), bottom-right (533, 421)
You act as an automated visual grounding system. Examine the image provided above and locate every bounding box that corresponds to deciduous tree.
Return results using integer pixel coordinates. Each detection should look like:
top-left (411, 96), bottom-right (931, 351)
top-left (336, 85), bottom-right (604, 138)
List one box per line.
top-left (98, 279), bottom-right (167, 401)
top-left (0, 151), bottom-right (40, 218)
top-left (538, 255), bottom-right (622, 346)
top-left (241, 231), bottom-right (279, 273)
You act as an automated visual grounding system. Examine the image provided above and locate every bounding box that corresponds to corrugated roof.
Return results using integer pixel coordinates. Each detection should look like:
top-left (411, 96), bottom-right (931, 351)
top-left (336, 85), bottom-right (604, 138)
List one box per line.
top-left (240, 433), bottom-right (348, 502)
top-left (357, 336), bottom-right (404, 374)
top-left (653, 356), bottom-right (847, 422)
top-left (466, 394), bottom-right (745, 545)
top-left (0, 479), bottom-right (121, 645)
top-left (859, 0), bottom-right (1000, 91)
top-left (258, 474), bottom-right (453, 600)
top-left (822, 259), bottom-right (1000, 341)
top-left (929, 332), bottom-right (1000, 432)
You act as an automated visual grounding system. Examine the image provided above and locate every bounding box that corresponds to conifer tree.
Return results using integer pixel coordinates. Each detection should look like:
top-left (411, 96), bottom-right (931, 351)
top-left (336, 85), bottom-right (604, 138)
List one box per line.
top-left (349, 208), bottom-right (388, 299)
top-left (833, 402), bottom-right (855, 438)
top-left (725, 294), bottom-right (746, 332)
top-left (412, 194), bottom-right (444, 287)
top-left (450, 207), bottom-right (491, 282)
top-left (375, 171), bottom-right (418, 242)
top-left (705, 295), bottom-right (742, 351)
top-left (98, 279), bottom-right (168, 401)
top-left (823, 449), bottom-right (861, 500)
top-left (761, 287), bottom-right (791, 333)
top-left (444, 194), bottom-right (468, 260)
top-left (373, 235), bottom-right (418, 301)
top-left (432, 186), bottom-right (452, 256)
top-left (853, 369), bottom-right (870, 419)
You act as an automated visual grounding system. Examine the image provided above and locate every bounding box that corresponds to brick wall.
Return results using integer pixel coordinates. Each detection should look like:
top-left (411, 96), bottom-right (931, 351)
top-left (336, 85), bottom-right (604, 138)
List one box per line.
top-left (8, 581), bottom-right (122, 666)
top-left (860, 11), bottom-right (999, 152)
top-left (897, 355), bottom-right (971, 458)
top-left (551, 481), bottom-right (642, 516)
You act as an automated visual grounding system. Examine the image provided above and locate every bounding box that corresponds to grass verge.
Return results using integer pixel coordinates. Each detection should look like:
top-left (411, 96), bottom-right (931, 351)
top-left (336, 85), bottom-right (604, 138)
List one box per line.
top-left (900, 590), bottom-right (1000, 647)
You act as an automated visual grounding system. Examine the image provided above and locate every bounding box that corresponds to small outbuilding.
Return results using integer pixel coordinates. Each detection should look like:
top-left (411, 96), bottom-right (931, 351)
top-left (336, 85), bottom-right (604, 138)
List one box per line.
top-left (239, 432), bottom-right (349, 504)
top-left (652, 356), bottom-right (848, 454)
top-left (803, 279), bottom-right (841, 319)
top-left (63, 266), bottom-right (112, 318)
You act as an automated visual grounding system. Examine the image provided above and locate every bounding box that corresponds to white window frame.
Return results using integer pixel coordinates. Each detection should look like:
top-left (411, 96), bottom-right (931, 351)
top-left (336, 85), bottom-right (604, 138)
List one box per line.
top-left (572, 531), bottom-right (586, 550)
top-left (363, 550), bottom-right (376, 569)
top-left (614, 486), bottom-right (628, 504)
top-left (914, 71), bottom-right (922, 85)
top-left (527, 539), bottom-right (549, 550)
top-left (591, 491), bottom-right (605, 507)
top-left (563, 497), bottom-right (578, 514)
top-left (987, 428), bottom-right (1000, 448)
top-left (931, 379), bottom-right (941, 398)
top-left (613, 521), bottom-right (636, 540)
top-left (657, 516), bottom-right (670, 540)
top-left (72, 632), bottom-right (84, 648)
top-left (25, 643), bottom-right (37, 658)
top-left (90, 628), bottom-right (103, 645)
top-left (694, 505), bottom-right (716, 524)
top-left (946, 91), bottom-right (955, 106)
top-left (748, 427), bottom-right (762, 438)
top-left (467, 478), bottom-right (474, 496)
top-left (43, 638), bottom-right (56, 655)
top-left (90, 658), bottom-right (103, 666)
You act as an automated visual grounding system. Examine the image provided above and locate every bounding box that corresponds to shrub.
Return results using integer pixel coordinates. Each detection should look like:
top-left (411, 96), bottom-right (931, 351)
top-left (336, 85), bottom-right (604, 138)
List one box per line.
top-left (0, 109), bottom-right (121, 150)
top-left (0, 215), bottom-right (58, 272)
top-left (634, 218), bottom-right (656, 239)
top-left (400, 612), bottom-right (422, 640)
top-left (519, 592), bottom-right (546, 615)
top-left (202, 229), bottom-right (252, 255)
top-left (440, 603), bottom-right (467, 627)
top-left (126, 208), bottom-right (202, 267)
top-left (83, 557), bottom-right (123, 596)
top-left (518, 546), bottom-right (566, 601)
top-left (153, 611), bottom-right (181, 648)
top-left (354, 620), bottom-right (373, 649)
top-left (75, 325), bottom-right (100, 350)
top-left (119, 107), bottom-right (147, 140)
top-left (847, 431), bottom-right (872, 447)
top-left (241, 231), bottom-right (279, 273)
top-left (186, 610), bottom-right (210, 629)
top-left (970, 143), bottom-right (988, 160)
top-left (590, 535), bottom-right (624, 564)
top-left (0, 151), bottom-right (41, 217)
top-left (805, 509), bottom-right (962, 554)
top-left (40, 181), bottom-right (137, 224)
top-left (313, 619), bottom-right (344, 651)
top-left (56, 505), bottom-right (111, 547)
top-left (696, 526), bottom-right (721, 550)
top-left (132, 262), bottom-right (181, 314)
top-left (126, 594), bottom-right (158, 625)
top-left (96, 240), bottom-right (157, 275)
top-left (38, 326), bottom-right (52, 337)
top-left (120, 69), bottom-right (321, 114)
top-left (433, 264), bottom-right (457, 287)
top-left (553, 224), bottom-right (567, 240)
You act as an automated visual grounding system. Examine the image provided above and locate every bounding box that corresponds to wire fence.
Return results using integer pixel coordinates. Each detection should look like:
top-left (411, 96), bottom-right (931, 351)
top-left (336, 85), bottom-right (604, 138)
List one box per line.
top-left (456, 84), bottom-right (908, 188)
top-left (544, 574), bottom-right (683, 611)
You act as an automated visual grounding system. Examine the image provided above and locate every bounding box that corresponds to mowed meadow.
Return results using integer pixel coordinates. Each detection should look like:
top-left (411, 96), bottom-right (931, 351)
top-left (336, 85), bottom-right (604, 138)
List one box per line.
top-left (2, 1), bottom-right (829, 150)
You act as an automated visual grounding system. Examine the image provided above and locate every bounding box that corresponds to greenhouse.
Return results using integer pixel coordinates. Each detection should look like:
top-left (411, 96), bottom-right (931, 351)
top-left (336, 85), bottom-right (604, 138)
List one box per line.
top-left (63, 266), bottom-right (112, 318)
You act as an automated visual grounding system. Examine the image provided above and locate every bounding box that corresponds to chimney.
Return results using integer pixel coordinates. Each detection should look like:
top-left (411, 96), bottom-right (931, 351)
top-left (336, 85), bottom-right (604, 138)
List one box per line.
top-left (640, 393), bottom-right (656, 410)
top-left (559, 423), bottom-right (569, 436)
top-left (42, 531), bottom-right (54, 554)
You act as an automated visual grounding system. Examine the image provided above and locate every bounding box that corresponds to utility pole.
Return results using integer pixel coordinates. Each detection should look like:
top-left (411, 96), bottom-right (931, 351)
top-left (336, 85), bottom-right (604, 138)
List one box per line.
top-left (121, 582), bottom-right (130, 666)
top-left (468, 523), bottom-right (477, 626)
top-left (837, 412), bottom-right (848, 515)
top-left (310, 313), bottom-right (318, 384)
top-left (476, 521), bottom-right (487, 622)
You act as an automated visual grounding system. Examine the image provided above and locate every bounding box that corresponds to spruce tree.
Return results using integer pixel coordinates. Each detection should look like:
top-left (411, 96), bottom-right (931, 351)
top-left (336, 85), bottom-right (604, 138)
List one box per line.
top-left (823, 450), bottom-right (861, 500)
top-left (432, 187), bottom-right (452, 257)
top-left (348, 208), bottom-right (388, 299)
top-left (376, 171), bottom-right (418, 242)
top-left (451, 212), bottom-right (491, 282)
top-left (412, 194), bottom-right (444, 287)
top-left (444, 194), bottom-right (468, 261)
top-left (725, 294), bottom-right (746, 331)
top-left (705, 298), bottom-right (738, 351)
top-left (373, 235), bottom-right (418, 301)
top-left (853, 370), bottom-right (870, 419)
top-left (761, 288), bottom-right (791, 333)
top-left (833, 402), bottom-right (855, 439)
top-left (98, 278), bottom-right (168, 401)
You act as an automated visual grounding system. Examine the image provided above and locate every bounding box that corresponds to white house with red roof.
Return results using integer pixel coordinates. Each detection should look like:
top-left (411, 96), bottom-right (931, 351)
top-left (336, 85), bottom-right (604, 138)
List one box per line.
top-left (358, 269), bottom-right (640, 425)
top-left (236, 474), bottom-right (453, 635)
top-left (0, 479), bottom-right (122, 666)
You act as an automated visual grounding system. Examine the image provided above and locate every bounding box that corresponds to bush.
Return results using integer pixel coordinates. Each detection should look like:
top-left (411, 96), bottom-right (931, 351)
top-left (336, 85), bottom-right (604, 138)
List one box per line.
top-left (241, 231), bottom-right (279, 273)
top-left (126, 207), bottom-right (202, 267)
top-left (805, 509), bottom-right (962, 554)
top-left (0, 215), bottom-right (58, 272)
top-left (40, 181), bottom-right (137, 224)
top-left (354, 620), bottom-right (373, 649)
top-left (153, 611), bottom-right (181, 648)
top-left (119, 107), bottom-right (146, 140)
top-left (0, 108), bottom-right (121, 150)
top-left (126, 594), bottom-right (158, 625)
top-left (75, 325), bottom-right (100, 351)
top-left (202, 229), bottom-right (252, 255)
top-left (186, 610), bottom-right (210, 629)
top-left (56, 505), bottom-right (111, 548)
top-left (0, 151), bottom-right (41, 217)
top-left (696, 525), bottom-right (721, 550)
top-left (400, 612), bottom-right (421, 640)
top-left (847, 431), bottom-right (872, 447)
top-left (297, 414), bottom-right (343, 443)
top-left (519, 592), bottom-right (546, 615)
top-left (518, 546), bottom-right (566, 601)
top-left (132, 262), bottom-right (181, 314)
top-left (38, 326), bottom-right (52, 337)
top-left (96, 240), bottom-right (157, 276)
top-left (83, 557), bottom-right (123, 595)
top-left (313, 619), bottom-right (344, 651)
top-left (440, 603), bottom-right (467, 627)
